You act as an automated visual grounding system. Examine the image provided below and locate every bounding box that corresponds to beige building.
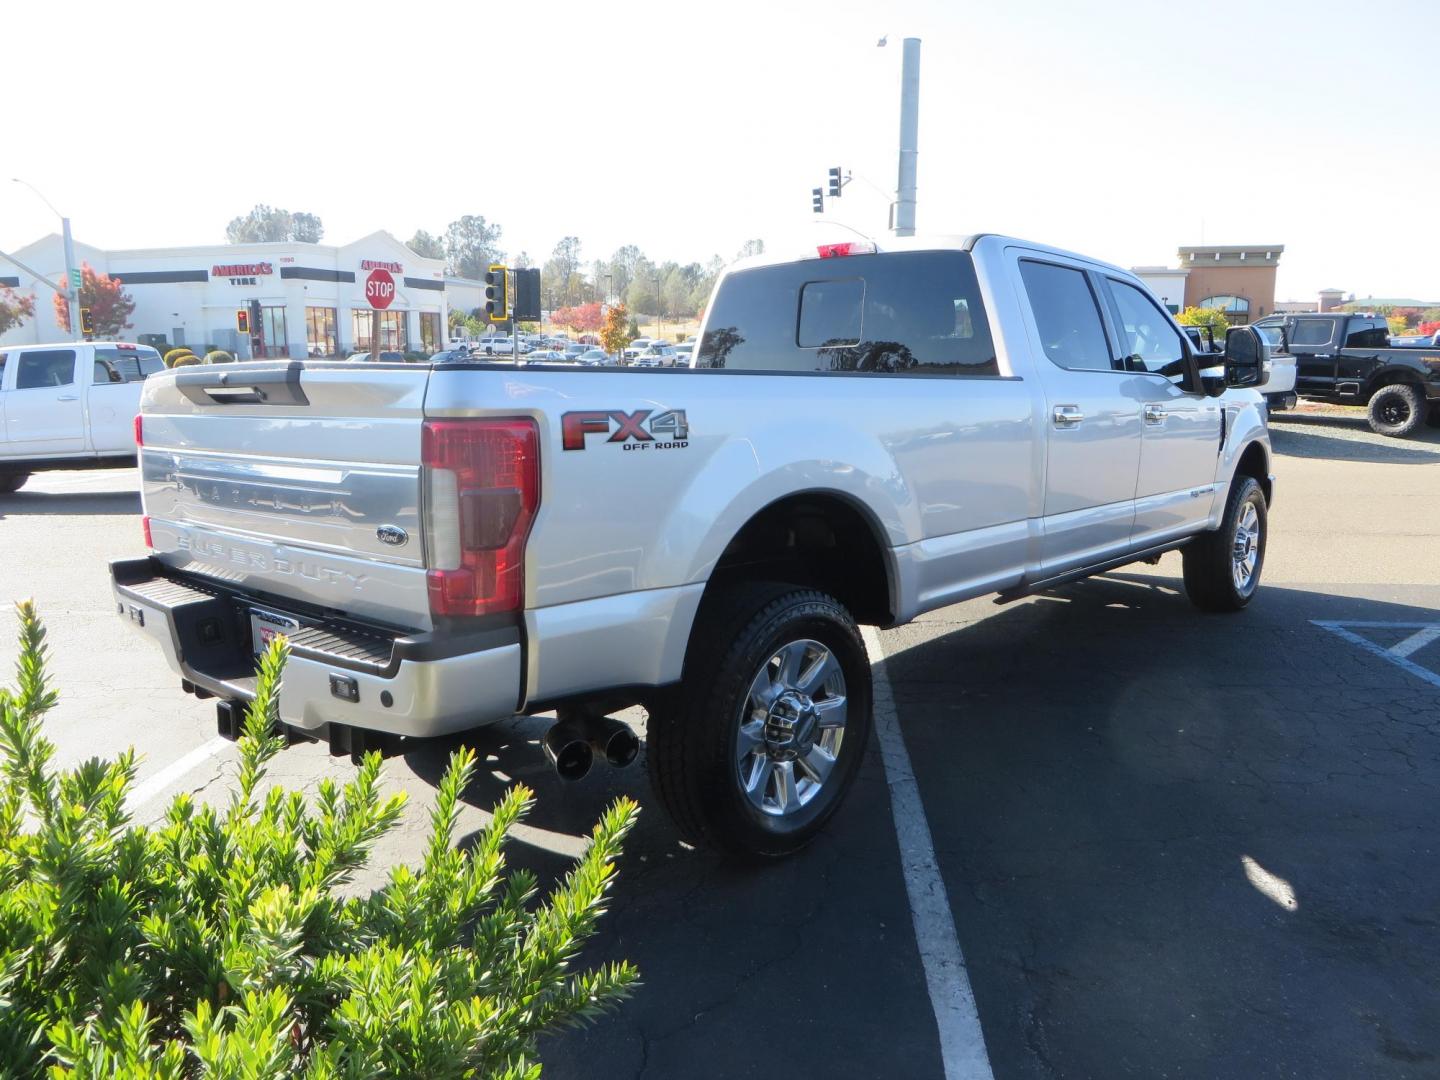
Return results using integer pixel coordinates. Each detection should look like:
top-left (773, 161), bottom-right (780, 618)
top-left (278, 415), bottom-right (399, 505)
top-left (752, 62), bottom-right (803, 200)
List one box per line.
top-left (1178, 245), bottom-right (1284, 324)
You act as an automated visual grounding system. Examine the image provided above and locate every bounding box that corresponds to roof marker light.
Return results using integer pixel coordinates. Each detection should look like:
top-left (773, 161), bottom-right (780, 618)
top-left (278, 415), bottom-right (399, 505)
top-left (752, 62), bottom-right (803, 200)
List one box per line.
top-left (817, 241), bottom-right (877, 259)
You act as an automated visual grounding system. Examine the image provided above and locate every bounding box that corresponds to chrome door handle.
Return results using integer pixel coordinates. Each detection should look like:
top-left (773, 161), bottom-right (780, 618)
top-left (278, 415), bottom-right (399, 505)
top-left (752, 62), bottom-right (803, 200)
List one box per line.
top-left (1143, 404), bottom-right (1168, 423)
top-left (1052, 405), bottom-right (1085, 427)
top-left (56, 394), bottom-right (79, 402)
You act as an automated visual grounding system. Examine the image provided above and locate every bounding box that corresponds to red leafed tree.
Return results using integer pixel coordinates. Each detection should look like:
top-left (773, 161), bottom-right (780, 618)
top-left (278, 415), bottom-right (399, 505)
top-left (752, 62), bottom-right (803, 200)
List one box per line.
top-left (1418, 320), bottom-right (1440, 337)
top-left (53, 262), bottom-right (135, 338)
top-left (550, 302), bottom-right (604, 333)
top-left (0, 287), bottom-right (36, 336)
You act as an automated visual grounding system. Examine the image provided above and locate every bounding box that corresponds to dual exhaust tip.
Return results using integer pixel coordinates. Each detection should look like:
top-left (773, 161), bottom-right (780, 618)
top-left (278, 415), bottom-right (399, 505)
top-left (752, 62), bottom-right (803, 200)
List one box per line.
top-left (542, 711), bottom-right (639, 782)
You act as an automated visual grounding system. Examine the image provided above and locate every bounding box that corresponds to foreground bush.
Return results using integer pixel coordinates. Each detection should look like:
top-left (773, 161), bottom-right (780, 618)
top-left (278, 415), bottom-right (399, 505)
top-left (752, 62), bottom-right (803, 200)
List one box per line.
top-left (0, 601), bottom-right (638, 1077)
top-left (162, 348), bottom-right (194, 368)
top-left (203, 350), bottom-right (235, 364)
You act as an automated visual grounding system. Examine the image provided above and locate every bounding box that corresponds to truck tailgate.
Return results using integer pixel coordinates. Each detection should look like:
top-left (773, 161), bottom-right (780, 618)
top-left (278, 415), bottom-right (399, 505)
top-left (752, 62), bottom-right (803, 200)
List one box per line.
top-left (138, 362), bottom-right (433, 629)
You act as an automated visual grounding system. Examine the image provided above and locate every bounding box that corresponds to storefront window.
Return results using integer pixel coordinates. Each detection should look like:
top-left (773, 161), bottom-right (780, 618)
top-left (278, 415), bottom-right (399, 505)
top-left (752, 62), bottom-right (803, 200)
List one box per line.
top-left (351, 310), bottom-right (409, 353)
top-left (306, 307), bottom-right (337, 357)
top-left (260, 307), bottom-right (288, 358)
top-left (419, 312), bottom-right (442, 352)
top-left (1197, 295), bottom-right (1251, 326)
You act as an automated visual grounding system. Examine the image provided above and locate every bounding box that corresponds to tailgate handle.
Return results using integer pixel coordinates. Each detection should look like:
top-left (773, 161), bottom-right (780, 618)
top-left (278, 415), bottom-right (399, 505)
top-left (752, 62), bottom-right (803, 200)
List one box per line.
top-left (174, 361), bottom-right (310, 407)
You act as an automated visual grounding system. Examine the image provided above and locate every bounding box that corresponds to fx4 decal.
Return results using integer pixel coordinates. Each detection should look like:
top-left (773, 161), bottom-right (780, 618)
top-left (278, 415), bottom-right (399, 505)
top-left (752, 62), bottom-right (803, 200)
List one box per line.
top-left (561, 409), bottom-right (690, 451)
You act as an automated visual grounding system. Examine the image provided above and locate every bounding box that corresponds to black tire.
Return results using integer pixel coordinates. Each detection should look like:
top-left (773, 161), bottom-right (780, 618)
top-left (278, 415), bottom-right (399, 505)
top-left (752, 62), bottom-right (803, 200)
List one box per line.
top-left (646, 582), bottom-right (873, 858)
top-left (1367, 384), bottom-right (1425, 438)
top-left (1183, 476), bottom-right (1267, 613)
top-left (0, 473), bottom-right (29, 494)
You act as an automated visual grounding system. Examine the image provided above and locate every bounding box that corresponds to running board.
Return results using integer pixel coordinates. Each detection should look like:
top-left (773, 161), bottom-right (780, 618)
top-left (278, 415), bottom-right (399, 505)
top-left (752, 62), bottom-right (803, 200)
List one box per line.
top-left (993, 539), bottom-right (1191, 605)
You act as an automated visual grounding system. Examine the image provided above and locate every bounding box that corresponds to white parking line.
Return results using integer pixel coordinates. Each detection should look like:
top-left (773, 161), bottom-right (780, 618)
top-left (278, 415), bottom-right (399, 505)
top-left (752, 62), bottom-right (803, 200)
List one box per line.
top-left (1392, 625), bottom-right (1440, 660)
top-left (1312, 621), bottom-right (1440, 691)
top-left (863, 626), bottom-right (995, 1080)
top-left (125, 736), bottom-right (232, 812)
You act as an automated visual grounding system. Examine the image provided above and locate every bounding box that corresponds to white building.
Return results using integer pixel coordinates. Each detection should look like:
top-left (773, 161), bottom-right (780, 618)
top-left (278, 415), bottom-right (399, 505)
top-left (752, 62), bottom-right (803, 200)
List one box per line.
top-left (1, 230), bottom-right (451, 357)
top-left (1131, 266), bottom-right (1190, 315)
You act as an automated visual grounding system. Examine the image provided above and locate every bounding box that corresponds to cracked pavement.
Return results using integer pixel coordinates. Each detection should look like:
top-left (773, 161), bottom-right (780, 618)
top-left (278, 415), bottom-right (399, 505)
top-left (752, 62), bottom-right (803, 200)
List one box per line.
top-left (3, 406), bottom-right (1438, 1079)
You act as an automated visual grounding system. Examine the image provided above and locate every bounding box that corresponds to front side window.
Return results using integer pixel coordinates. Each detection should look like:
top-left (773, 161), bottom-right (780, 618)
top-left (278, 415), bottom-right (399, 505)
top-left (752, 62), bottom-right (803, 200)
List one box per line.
top-left (16, 349), bottom-right (76, 390)
top-left (696, 251), bottom-right (998, 375)
top-left (1018, 261), bottom-right (1113, 372)
top-left (1289, 320), bottom-right (1334, 347)
top-left (1106, 279), bottom-right (1187, 378)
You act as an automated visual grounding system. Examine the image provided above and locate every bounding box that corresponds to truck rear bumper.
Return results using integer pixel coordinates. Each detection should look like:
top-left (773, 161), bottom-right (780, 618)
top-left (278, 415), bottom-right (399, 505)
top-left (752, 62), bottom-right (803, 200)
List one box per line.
top-left (110, 557), bottom-right (522, 738)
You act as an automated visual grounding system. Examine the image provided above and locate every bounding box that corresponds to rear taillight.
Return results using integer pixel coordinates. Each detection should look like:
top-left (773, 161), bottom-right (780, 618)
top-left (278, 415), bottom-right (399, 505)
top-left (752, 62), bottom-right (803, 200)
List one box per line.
top-left (817, 240), bottom-right (878, 259)
top-left (134, 414), bottom-right (144, 447)
top-left (141, 515), bottom-right (153, 549)
top-left (422, 418), bottom-right (539, 618)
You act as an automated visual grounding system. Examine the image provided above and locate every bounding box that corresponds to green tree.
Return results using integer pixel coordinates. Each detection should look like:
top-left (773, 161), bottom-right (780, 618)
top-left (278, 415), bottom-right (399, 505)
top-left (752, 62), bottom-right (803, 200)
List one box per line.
top-left (407, 229), bottom-right (445, 260)
top-left (736, 238), bottom-right (765, 259)
top-left (1176, 306), bottom-right (1231, 341)
top-left (53, 262), bottom-right (135, 338)
top-left (444, 215), bottom-right (504, 279)
top-left (225, 205), bottom-right (324, 244)
top-left (0, 286), bottom-right (35, 336)
top-left (0, 602), bottom-right (638, 1077)
top-left (606, 245), bottom-right (643, 301)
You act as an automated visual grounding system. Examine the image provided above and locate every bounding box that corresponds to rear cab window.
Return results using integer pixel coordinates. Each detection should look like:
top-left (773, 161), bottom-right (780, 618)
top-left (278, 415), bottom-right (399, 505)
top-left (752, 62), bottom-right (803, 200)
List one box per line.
top-left (696, 250), bottom-right (998, 375)
top-left (93, 346), bottom-right (164, 382)
top-left (1345, 321), bottom-right (1389, 349)
top-left (1017, 260), bottom-right (1113, 372)
top-left (1289, 320), bottom-right (1336, 347)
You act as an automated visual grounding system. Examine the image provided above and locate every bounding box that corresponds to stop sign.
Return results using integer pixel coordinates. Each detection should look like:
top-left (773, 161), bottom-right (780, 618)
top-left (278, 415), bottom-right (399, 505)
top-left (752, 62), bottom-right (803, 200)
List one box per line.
top-left (365, 267), bottom-right (396, 309)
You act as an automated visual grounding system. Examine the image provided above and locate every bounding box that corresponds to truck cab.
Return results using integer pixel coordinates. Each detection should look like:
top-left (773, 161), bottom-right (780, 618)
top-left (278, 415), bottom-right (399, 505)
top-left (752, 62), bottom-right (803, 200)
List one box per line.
top-left (0, 341), bottom-right (162, 491)
top-left (1253, 313), bottom-right (1440, 435)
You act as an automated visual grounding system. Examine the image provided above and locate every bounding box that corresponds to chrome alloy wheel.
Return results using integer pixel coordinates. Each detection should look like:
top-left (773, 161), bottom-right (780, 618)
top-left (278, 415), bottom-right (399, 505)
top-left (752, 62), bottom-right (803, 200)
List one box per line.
top-left (1231, 501), bottom-right (1261, 591)
top-left (735, 638), bottom-right (848, 817)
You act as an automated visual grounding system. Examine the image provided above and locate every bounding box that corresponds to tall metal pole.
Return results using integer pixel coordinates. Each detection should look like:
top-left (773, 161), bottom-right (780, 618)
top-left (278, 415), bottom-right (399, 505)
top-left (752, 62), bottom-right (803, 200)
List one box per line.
top-left (894, 37), bottom-right (922, 238)
top-left (61, 217), bottom-right (82, 338)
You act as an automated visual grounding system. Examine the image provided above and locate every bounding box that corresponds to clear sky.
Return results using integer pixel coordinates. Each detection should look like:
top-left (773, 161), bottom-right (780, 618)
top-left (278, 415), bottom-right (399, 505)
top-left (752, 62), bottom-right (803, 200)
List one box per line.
top-left (3, 0), bottom-right (1437, 302)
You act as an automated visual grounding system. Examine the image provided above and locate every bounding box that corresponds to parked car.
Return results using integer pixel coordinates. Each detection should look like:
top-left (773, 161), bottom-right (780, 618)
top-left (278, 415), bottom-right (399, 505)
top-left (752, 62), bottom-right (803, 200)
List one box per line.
top-left (1184, 324), bottom-right (1296, 412)
top-left (632, 343), bottom-right (681, 367)
top-left (473, 336), bottom-right (529, 357)
top-left (671, 343), bottom-right (695, 367)
top-left (526, 349), bottom-right (569, 363)
top-left (1253, 313), bottom-right (1440, 435)
top-left (622, 337), bottom-right (655, 361)
top-left (112, 234), bottom-right (1273, 857)
top-left (1, 341), bottom-right (163, 492)
top-left (578, 349), bottom-right (610, 365)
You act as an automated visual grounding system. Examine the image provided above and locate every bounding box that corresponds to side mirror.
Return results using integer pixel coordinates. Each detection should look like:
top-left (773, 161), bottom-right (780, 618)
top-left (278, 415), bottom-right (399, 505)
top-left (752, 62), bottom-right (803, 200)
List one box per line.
top-left (1223, 326), bottom-right (1269, 389)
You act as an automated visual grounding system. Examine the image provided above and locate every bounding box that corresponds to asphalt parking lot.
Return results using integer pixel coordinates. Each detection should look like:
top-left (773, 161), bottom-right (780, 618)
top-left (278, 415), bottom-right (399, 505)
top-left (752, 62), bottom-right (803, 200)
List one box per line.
top-left (2, 404), bottom-right (1438, 1079)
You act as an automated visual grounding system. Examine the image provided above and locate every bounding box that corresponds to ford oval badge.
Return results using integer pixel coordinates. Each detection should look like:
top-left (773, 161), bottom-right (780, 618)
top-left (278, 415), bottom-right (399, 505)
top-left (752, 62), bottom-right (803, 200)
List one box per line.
top-left (376, 524), bottom-right (409, 547)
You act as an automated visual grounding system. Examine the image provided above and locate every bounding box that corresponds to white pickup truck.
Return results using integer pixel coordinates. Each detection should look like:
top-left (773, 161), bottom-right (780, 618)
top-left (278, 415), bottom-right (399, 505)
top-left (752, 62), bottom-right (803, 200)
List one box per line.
top-left (1, 341), bottom-right (163, 492)
top-left (111, 235), bottom-right (1274, 856)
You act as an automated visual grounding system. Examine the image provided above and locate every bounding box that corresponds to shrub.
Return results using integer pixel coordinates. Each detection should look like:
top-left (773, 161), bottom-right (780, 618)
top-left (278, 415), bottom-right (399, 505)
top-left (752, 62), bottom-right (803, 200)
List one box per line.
top-left (203, 350), bottom-right (235, 364)
top-left (162, 348), bottom-right (195, 368)
top-left (0, 602), bottom-right (639, 1076)
top-left (171, 355), bottom-right (201, 367)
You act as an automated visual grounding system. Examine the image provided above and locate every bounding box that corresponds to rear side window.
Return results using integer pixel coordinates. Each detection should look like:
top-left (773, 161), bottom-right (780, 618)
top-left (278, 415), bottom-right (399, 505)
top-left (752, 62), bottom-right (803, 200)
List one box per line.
top-left (1346, 322), bottom-right (1388, 348)
top-left (15, 349), bottom-right (77, 390)
top-left (1019, 261), bottom-right (1113, 372)
top-left (94, 346), bottom-right (163, 381)
top-left (1289, 320), bottom-right (1335, 347)
top-left (696, 251), bottom-right (998, 375)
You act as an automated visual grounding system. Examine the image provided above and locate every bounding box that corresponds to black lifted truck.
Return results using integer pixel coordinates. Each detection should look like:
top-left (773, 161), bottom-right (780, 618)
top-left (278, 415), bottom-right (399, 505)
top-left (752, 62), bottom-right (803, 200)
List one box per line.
top-left (1253, 313), bottom-right (1440, 437)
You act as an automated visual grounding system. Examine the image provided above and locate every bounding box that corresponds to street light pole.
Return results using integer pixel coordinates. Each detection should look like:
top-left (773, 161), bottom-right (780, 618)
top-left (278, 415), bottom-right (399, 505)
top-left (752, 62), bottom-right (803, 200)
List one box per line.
top-left (894, 37), bottom-right (921, 237)
top-left (12, 179), bottom-right (82, 338)
top-left (61, 216), bottom-right (81, 339)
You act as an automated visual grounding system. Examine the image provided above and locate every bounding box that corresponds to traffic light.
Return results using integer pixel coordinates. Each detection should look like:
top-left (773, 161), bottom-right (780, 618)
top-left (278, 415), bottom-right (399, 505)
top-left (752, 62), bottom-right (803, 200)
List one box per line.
top-left (513, 268), bottom-right (541, 321)
top-left (812, 188), bottom-right (824, 214)
top-left (236, 308), bottom-right (250, 334)
top-left (485, 264), bottom-right (508, 322)
top-left (80, 308), bottom-right (94, 336)
top-left (828, 167), bottom-right (843, 197)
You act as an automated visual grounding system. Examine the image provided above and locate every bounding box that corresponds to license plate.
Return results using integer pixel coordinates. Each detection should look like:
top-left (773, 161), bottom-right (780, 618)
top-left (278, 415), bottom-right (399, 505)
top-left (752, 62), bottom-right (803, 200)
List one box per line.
top-left (250, 609), bottom-right (300, 656)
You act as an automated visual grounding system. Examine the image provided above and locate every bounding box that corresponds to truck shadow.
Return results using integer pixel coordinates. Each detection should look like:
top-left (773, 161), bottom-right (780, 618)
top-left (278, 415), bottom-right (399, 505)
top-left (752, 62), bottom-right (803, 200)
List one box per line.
top-left (1270, 411), bottom-right (1440, 464)
top-left (0, 490), bottom-right (141, 517)
top-left (403, 575), bottom-right (1440, 1078)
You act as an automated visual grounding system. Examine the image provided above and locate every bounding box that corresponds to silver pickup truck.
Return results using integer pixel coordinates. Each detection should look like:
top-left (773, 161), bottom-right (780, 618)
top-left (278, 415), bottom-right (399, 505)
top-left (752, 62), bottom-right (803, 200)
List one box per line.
top-left (112, 234), bottom-right (1274, 856)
